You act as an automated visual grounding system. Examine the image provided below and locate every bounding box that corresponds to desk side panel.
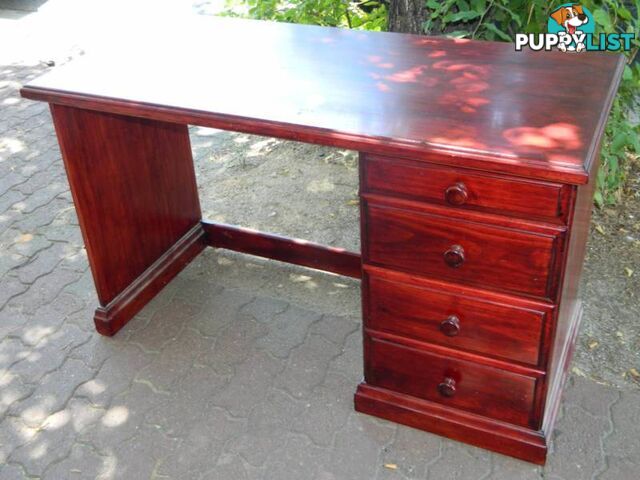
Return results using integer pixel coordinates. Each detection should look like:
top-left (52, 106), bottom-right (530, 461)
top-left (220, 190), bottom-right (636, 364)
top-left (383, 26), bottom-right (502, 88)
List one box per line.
top-left (50, 105), bottom-right (202, 313)
top-left (542, 157), bottom-right (599, 433)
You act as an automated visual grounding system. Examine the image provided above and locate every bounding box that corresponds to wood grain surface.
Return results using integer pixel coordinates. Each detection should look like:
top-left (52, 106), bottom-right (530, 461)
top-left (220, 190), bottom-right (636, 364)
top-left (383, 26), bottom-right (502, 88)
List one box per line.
top-left (21, 16), bottom-right (625, 184)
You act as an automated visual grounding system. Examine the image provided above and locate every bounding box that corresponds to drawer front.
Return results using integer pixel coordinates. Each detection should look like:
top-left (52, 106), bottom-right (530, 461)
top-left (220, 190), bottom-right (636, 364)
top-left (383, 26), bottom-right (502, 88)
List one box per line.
top-left (364, 202), bottom-right (560, 298)
top-left (365, 273), bottom-right (549, 366)
top-left (365, 335), bottom-right (538, 427)
top-left (362, 155), bottom-right (568, 221)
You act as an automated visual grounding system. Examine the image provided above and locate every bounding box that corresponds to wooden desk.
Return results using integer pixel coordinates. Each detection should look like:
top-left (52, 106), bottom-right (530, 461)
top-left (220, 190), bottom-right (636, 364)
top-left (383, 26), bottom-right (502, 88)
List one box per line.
top-left (21, 16), bottom-right (624, 464)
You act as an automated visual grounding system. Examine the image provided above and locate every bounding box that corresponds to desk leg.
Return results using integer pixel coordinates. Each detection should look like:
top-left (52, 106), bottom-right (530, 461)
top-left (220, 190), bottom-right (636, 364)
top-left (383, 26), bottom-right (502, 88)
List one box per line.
top-left (50, 105), bottom-right (204, 336)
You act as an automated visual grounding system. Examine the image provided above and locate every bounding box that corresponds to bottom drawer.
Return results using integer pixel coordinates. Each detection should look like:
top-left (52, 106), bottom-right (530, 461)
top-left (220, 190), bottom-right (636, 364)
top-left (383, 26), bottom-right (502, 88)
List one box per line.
top-left (364, 335), bottom-right (538, 428)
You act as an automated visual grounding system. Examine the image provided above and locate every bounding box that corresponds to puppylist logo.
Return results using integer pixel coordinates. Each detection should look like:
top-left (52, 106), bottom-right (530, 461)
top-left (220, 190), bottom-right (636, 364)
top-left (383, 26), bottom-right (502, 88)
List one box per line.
top-left (515, 3), bottom-right (635, 53)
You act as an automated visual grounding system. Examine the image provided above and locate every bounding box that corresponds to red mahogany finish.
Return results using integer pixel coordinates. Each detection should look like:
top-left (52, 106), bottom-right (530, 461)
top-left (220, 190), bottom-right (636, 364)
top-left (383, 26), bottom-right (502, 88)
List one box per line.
top-left (363, 199), bottom-right (563, 298)
top-left (21, 16), bottom-right (624, 185)
top-left (21, 16), bottom-right (624, 465)
top-left (49, 105), bottom-right (204, 335)
top-left (202, 220), bottom-right (361, 279)
top-left (364, 335), bottom-right (539, 428)
top-left (362, 155), bottom-right (571, 221)
top-left (363, 269), bottom-right (551, 366)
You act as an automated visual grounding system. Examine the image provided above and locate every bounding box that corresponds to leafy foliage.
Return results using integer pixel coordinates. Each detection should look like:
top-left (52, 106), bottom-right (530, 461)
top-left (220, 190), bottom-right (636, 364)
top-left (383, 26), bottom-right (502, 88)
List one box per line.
top-left (223, 0), bottom-right (387, 29)
top-left (223, 0), bottom-right (640, 205)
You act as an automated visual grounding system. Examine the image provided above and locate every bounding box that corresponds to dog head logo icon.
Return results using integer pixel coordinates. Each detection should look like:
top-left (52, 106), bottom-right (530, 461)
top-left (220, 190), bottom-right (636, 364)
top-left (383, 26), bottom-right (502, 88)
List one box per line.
top-left (548, 4), bottom-right (595, 52)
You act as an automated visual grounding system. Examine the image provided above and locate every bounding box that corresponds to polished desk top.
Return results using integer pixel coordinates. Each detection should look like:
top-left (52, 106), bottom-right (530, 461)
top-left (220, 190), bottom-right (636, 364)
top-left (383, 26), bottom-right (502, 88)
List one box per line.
top-left (21, 16), bottom-right (624, 184)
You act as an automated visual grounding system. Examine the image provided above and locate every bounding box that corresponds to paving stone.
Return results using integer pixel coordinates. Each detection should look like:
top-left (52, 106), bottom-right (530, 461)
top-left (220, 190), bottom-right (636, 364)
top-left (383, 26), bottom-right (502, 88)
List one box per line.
top-left (310, 313), bottom-right (359, 347)
top-left (41, 442), bottom-right (104, 480)
top-left (10, 292), bottom-right (86, 346)
top-left (135, 327), bottom-right (209, 393)
top-left (377, 425), bottom-right (442, 479)
top-left (0, 416), bottom-right (38, 465)
top-left (427, 441), bottom-right (492, 480)
top-left (173, 278), bottom-right (224, 307)
top-left (144, 364), bottom-right (229, 438)
top-left (15, 242), bottom-right (69, 284)
top-left (7, 267), bottom-right (82, 316)
top-left (199, 314), bottom-right (268, 375)
top-left (227, 423), bottom-right (288, 468)
top-left (0, 248), bottom-right (27, 279)
top-left (211, 350), bottom-right (285, 417)
top-left (132, 299), bottom-right (201, 353)
top-left (0, 464), bottom-right (28, 480)
top-left (563, 374), bottom-right (619, 418)
top-left (0, 171), bottom-right (25, 196)
top-left (0, 209), bottom-right (22, 238)
top-left (274, 334), bottom-right (341, 399)
top-left (190, 288), bottom-right (254, 336)
top-left (201, 453), bottom-right (251, 480)
top-left (327, 329), bottom-right (363, 383)
top-left (11, 357), bottom-right (95, 428)
top-left (227, 388), bottom-right (306, 467)
top-left (598, 456), bottom-right (639, 480)
top-left (0, 371), bottom-right (34, 419)
top-left (0, 190), bottom-right (25, 215)
top-left (8, 323), bottom-right (90, 384)
top-left (0, 308), bottom-right (29, 341)
top-left (13, 179), bottom-right (66, 215)
top-left (56, 246), bottom-right (86, 274)
top-left (8, 233), bottom-right (51, 259)
top-left (17, 114), bottom-right (51, 137)
top-left (59, 270), bottom-right (96, 318)
top-left (0, 275), bottom-right (28, 310)
top-left (106, 423), bottom-right (181, 480)
top-left (292, 371), bottom-right (353, 446)
top-left (9, 398), bottom-right (102, 477)
top-left (546, 404), bottom-right (610, 480)
top-left (325, 413), bottom-right (396, 479)
top-left (15, 165), bottom-right (63, 196)
top-left (256, 304), bottom-right (322, 359)
top-left (13, 197), bottom-right (72, 233)
top-left (39, 216), bottom-right (83, 244)
top-left (262, 434), bottom-right (332, 480)
top-left (76, 343), bottom-right (155, 407)
top-left (604, 388), bottom-right (640, 459)
top-left (67, 334), bottom-right (125, 371)
top-left (0, 338), bottom-right (30, 371)
top-left (240, 295), bottom-right (289, 322)
top-left (80, 381), bottom-right (167, 451)
top-left (488, 456), bottom-right (542, 480)
top-left (156, 406), bottom-right (245, 477)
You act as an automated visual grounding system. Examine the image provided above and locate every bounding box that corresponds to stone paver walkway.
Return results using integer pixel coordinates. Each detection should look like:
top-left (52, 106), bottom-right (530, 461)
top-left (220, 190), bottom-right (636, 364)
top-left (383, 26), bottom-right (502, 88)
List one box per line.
top-left (1, 61), bottom-right (639, 480)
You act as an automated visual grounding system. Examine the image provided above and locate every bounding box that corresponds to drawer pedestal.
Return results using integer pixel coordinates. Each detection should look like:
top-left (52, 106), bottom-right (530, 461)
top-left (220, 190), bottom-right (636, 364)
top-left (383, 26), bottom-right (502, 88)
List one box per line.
top-left (356, 153), bottom-right (593, 464)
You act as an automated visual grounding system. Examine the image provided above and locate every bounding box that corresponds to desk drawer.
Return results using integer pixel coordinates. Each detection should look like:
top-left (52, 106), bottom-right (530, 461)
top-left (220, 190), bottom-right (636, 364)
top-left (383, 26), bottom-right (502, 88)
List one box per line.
top-left (363, 202), bottom-right (561, 298)
top-left (364, 335), bottom-right (538, 428)
top-left (362, 155), bottom-right (568, 221)
top-left (365, 272), bottom-right (550, 366)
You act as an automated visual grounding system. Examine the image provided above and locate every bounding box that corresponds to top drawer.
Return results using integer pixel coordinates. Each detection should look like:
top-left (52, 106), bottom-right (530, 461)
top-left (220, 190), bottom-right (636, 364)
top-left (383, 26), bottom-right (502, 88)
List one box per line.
top-left (362, 155), bottom-right (570, 222)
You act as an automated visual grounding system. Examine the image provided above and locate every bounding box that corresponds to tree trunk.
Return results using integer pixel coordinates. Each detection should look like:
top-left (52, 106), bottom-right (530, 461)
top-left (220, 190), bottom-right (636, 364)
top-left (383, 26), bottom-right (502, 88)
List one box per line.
top-left (387, 0), bottom-right (426, 34)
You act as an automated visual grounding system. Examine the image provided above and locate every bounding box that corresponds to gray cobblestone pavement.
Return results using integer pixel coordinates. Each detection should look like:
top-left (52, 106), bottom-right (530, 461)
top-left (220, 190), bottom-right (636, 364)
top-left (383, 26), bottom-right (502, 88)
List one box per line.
top-left (1, 59), bottom-right (639, 480)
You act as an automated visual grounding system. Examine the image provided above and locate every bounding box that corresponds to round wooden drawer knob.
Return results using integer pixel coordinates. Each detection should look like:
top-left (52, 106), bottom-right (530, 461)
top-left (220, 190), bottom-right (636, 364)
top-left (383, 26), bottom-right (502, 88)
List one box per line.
top-left (444, 245), bottom-right (465, 268)
top-left (445, 182), bottom-right (468, 206)
top-left (438, 377), bottom-right (456, 397)
top-left (440, 315), bottom-right (461, 336)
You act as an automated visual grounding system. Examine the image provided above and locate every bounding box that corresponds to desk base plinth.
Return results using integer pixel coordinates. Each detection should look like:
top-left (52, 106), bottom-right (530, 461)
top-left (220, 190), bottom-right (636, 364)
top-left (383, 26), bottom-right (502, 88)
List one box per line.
top-left (354, 383), bottom-right (548, 464)
top-left (93, 224), bottom-right (206, 336)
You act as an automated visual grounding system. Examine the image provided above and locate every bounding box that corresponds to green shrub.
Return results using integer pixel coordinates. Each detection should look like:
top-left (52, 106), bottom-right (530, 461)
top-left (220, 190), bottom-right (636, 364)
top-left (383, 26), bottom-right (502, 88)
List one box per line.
top-left (223, 0), bottom-right (387, 29)
top-left (223, 0), bottom-right (639, 205)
